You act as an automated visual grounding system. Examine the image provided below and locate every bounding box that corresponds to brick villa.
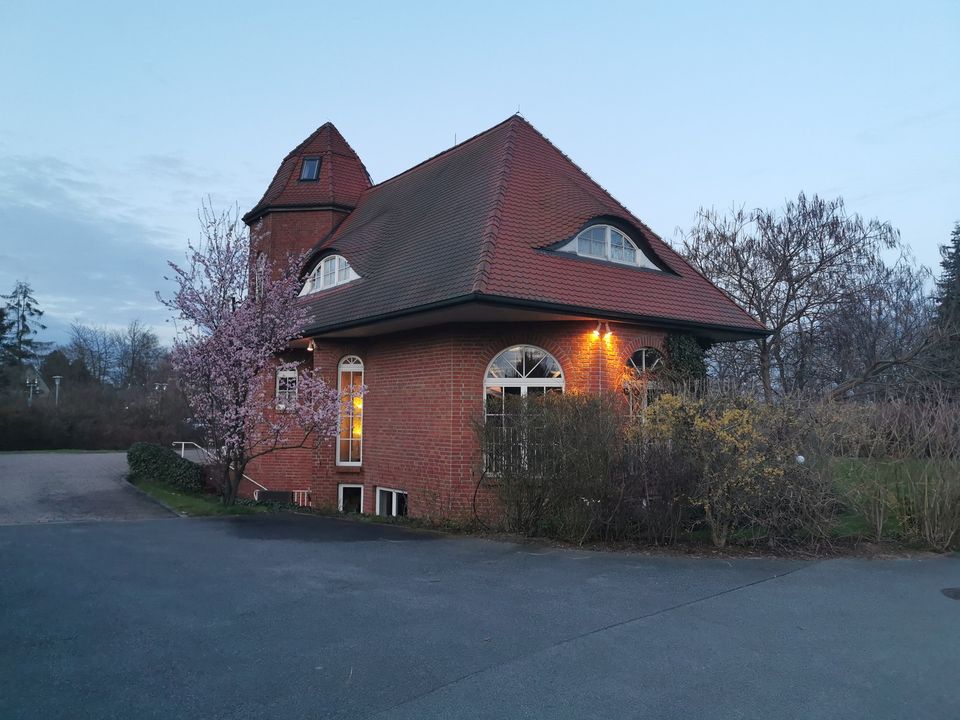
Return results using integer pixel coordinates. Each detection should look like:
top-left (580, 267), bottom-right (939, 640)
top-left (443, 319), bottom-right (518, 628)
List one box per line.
top-left (243, 115), bottom-right (764, 518)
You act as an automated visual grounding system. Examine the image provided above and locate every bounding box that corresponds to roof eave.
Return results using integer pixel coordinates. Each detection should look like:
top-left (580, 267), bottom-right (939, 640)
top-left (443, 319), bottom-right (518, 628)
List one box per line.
top-left (301, 293), bottom-right (769, 342)
top-left (242, 202), bottom-right (357, 226)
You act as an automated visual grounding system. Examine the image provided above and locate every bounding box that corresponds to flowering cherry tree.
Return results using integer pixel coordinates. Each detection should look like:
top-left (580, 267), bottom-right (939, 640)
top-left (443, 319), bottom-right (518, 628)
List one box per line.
top-left (161, 203), bottom-right (342, 504)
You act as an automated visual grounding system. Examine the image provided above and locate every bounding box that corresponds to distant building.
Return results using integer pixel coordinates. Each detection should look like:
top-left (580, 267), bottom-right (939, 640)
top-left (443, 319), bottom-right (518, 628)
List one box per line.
top-left (1, 364), bottom-right (49, 400)
top-left (243, 116), bottom-right (764, 518)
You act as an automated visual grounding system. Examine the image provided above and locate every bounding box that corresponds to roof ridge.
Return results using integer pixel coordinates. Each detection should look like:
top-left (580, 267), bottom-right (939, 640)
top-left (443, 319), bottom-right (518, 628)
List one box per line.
top-left (472, 118), bottom-right (520, 294)
top-left (517, 120), bottom-right (756, 311)
top-left (519, 119), bottom-right (661, 239)
top-left (369, 115), bottom-right (520, 192)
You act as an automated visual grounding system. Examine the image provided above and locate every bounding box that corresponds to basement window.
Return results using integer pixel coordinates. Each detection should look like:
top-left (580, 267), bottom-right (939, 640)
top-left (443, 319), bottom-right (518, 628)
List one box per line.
top-left (300, 157), bottom-right (320, 181)
top-left (338, 484), bottom-right (364, 514)
top-left (376, 487), bottom-right (407, 518)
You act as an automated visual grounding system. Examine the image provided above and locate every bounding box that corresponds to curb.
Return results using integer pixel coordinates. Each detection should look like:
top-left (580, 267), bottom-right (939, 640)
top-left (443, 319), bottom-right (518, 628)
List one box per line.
top-left (124, 477), bottom-right (185, 518)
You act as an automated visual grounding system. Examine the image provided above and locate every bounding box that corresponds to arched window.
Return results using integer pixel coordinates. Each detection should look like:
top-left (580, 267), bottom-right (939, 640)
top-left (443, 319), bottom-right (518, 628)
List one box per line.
top-left (337, 355), bottom-right (364, 466)
top-left (561, 224), bottom-right (658, 269)
top-left (253, 252), bottom-right (266, 301)
top-left (623, 347), bottom-right (663, 415)
top-left (300, 255), bottom-right (359, 295)
top-left (484, 345), bottom-right (563, 422)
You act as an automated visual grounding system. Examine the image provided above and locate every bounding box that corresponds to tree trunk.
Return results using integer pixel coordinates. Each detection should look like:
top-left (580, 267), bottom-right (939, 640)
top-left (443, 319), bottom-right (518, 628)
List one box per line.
top-left (220, 464), bottom-right (235, 505)
top-left (222, 461), bottom-right (245, 506)
top-left (758, 339), bottom-right (774, 402)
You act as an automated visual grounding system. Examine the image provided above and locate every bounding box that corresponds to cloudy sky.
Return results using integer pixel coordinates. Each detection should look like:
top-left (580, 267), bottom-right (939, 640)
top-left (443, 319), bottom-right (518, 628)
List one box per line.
top-left (1, 1), bottom-right (957, 346)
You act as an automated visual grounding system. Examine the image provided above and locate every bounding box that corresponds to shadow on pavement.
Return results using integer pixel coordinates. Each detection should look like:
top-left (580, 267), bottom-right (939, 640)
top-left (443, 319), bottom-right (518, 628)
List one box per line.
top-left (222, 511), bottom-right (441, 543)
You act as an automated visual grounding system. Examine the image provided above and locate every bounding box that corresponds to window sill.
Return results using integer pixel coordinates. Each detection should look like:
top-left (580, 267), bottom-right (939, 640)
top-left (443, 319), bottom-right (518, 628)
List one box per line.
top-left (335, 465), bottom-right (363, 474)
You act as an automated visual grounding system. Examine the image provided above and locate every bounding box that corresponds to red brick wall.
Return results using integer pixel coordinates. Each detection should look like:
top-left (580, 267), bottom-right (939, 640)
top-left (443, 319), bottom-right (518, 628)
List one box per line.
top-left (245, 321), bottom-right (665, 520)
top-left (250, 210), bottom-right (349, 272)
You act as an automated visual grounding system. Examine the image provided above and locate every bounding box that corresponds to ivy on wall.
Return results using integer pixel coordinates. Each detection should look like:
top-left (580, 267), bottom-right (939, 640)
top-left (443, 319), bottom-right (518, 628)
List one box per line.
top-left (660, 333), bottom-right (707, 384)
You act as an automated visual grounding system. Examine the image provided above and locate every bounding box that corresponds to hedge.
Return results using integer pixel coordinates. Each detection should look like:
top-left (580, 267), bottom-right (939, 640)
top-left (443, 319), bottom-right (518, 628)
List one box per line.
top-left (127, 442), bottom-right (204, 492)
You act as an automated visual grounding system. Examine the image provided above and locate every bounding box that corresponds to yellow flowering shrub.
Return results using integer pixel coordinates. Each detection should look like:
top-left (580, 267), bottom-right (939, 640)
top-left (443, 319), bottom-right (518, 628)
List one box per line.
top-left (643, 393), bottom-right (833, 548)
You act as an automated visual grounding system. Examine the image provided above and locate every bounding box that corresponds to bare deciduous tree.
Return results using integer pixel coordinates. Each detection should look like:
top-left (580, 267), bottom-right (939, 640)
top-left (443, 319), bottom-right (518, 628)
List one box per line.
top-left (67, 323), bottom-right (117, 385)
top-left (66, 320), bottom-right (164, 388)
top-left (112, 320), bottom-right (162, 388)
top-left (679, 193), bottom-right (931, 399)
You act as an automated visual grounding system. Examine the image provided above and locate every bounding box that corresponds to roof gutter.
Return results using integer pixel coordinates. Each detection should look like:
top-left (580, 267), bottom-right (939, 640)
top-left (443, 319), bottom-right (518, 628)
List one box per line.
top-left (301, 293), bottom-right (769, 340)
top-left (242, 202), bottom-right (356, 225)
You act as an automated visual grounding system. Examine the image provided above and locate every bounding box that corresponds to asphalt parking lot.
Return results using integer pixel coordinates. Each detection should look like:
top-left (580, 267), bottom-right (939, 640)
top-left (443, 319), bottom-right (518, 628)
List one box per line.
top-left (0, 451), bottom-right (173, 525)
top-left (0, 453), bottom-right (958, 719)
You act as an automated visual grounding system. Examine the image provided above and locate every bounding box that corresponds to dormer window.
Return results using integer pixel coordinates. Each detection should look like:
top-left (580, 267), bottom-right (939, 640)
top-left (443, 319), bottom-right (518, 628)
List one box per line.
top-left (300, 157), bottom-right (320, 181)
top-left (560, 224), bottom-right (658, 269)
top-left (300, 255), bottom-right (359, 295)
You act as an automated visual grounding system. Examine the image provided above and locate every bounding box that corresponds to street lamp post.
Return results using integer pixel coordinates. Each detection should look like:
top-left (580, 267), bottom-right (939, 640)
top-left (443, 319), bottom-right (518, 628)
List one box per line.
top-left (52, 375), bottom-right (63, 406)
top-left (25, 378), bottom-right (39, 408)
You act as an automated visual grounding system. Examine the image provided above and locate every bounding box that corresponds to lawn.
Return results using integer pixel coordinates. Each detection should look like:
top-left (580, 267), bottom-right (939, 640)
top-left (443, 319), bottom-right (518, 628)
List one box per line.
top-left (131, 480), bottom-right (270, 517)
top-left (830, 456), bottom-right (960, 545)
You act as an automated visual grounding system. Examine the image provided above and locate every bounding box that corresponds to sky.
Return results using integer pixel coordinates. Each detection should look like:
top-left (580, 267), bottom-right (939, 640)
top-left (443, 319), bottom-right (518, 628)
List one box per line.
top-left (1, 0), bottom-right (957, 346)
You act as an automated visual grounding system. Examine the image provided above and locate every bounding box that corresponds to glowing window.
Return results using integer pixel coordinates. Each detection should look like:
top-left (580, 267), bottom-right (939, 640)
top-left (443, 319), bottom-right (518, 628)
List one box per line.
top-left (337, 355), bottom-right (364, 466)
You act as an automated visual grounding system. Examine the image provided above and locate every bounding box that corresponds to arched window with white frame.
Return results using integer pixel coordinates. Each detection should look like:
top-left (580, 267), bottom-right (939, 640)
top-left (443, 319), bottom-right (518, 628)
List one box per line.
top-left (623, 347), bottom-right (663, 416)
top-left (559, 224), bottom-right (659, 269)
top-left (483, 345), bottom-right (564, 472)
top-left (300, 255), bottom-right (359, 295)
top-left (484, 345), bottom-right (564, 421)
top-left (337, 355), bottom-right (364, 466)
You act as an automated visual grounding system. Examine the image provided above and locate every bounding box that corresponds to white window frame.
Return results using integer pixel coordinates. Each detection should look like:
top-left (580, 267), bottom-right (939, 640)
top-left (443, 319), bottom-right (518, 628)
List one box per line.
top-left (300, 157), bottom-right (320, 181)
top-left (375, 487), bottom-right (408, 517)
top-left (299, 255), bottom-right (360, 296)
top-left (559, 224), bottom-right (658, 269)
top-left (338, 483), bottom-right (364, 513)
top-left (336, 355), bottom-right (364, 466)
top-left (275, 368), bottom-right (298, 408)
top-left (483, 344), bottom-right (565, 415)
top-left (624, 347), bottom-right (664, 416)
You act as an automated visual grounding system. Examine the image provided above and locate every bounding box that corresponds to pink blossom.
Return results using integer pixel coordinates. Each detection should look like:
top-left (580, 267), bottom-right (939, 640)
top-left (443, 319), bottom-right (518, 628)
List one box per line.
top-left (160, 203), bottom-right (346, 503)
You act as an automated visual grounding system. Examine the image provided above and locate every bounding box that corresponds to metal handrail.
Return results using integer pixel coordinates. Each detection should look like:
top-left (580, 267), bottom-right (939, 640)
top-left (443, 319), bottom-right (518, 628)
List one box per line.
top-left (171, 441), bottom-right (269, 492)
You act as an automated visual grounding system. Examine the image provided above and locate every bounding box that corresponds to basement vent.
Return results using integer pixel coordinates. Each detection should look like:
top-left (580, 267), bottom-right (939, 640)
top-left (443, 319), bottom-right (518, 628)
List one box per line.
top-left (256, 490), bottom-right (295, 504)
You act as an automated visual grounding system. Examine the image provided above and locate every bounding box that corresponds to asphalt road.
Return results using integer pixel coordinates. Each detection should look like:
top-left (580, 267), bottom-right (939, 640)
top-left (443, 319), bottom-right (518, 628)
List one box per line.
top-left (1, 505), bottom-right (958, 719)
top-left (0, 451), bottom-right (174, 525)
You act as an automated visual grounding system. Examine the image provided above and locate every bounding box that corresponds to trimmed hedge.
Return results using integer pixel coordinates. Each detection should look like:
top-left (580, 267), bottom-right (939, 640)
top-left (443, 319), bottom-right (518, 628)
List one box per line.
top-left (127, 442), bottom-right (204, 492)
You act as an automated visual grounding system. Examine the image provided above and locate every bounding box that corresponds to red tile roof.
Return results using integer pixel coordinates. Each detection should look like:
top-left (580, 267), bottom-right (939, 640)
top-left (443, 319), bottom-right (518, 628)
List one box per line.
top-left (256, 116), bottom-right (765, 338)
top-left (244, 123), bottom-right (371, 222)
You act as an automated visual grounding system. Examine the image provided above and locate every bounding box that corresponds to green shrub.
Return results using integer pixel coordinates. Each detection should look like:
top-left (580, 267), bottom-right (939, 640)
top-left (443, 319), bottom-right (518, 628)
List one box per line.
top-left (478, 393), bottom-right (699, 545)
top-left (127, 442), bottom-right (204, 492)
top-left (644, 393), bottom-right (836, 548)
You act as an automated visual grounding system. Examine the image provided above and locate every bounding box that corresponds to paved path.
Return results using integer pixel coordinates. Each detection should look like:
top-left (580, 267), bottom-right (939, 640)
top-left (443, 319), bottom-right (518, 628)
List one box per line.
top-left (1, 512), bottom-right (958, 719)
top-left (0, 451), bottom-right (174, 524)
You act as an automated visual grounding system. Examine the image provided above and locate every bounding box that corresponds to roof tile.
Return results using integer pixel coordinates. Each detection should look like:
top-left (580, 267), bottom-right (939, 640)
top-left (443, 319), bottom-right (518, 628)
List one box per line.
top-left (257, 116), bottom-right (764, 336)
